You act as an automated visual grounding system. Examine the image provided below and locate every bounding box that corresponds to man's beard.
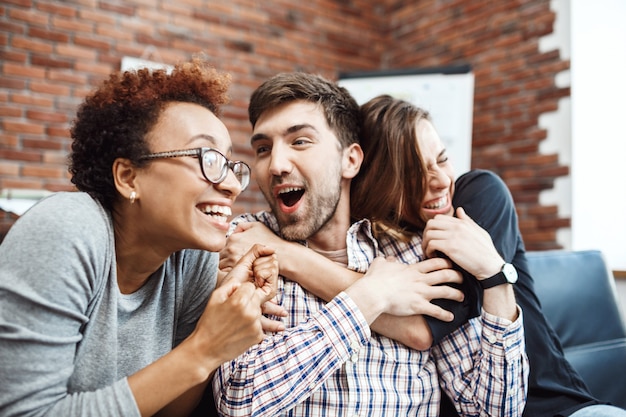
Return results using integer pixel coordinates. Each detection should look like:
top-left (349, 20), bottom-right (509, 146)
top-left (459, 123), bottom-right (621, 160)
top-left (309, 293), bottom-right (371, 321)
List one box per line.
top-left (266, 182), bottom-right (342, 242)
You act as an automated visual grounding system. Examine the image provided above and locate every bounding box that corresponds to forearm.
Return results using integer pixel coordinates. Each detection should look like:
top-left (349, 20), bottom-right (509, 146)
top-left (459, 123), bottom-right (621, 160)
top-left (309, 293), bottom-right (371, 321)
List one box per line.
top-left (435, 310), bottom-right (528, 417)
top-left (129, 339), bottom-right (216, 417)
top-left (277, 241), bottom-right (433, 349)
top-left (482, 284), bottom-right (519, 321)
top-left (370, 314), bottom-right (433, 351)
top-left (276, 239), bottom-right (360, 301)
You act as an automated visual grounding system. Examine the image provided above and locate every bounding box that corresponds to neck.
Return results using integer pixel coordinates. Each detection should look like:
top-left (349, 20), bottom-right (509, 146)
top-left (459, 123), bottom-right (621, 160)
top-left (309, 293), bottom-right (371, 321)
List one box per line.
top-left (112, 205), bottom-right (170, 294)
top-left (306, 195), bottom-right (352, 252)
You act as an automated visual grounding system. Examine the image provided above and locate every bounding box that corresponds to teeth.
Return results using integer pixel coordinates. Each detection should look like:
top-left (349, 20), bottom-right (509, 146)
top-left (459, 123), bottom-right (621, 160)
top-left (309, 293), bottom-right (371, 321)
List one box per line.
top-left (278, 187), bottom-right (303, 195)
top-left (200, 204), bottom-right (232, 216)
top-left (425, 196), bottom-right (447, 210)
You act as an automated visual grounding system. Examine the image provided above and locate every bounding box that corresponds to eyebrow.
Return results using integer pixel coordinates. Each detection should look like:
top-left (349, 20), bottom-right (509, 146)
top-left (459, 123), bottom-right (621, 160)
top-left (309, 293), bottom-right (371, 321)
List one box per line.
top-left (250, 123), bottom-right (318, 146)
top-left (190, 134), bottom-right (232, 156)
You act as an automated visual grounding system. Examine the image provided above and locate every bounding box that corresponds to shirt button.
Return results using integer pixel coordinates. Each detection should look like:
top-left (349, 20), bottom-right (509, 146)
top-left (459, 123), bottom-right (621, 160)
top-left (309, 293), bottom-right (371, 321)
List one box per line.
top-left (351, 353), bottom-right (359, 363)
top-left (485, 332), bottom-right (497, 344)
top-left (504, 338), bottom-right (513, 348)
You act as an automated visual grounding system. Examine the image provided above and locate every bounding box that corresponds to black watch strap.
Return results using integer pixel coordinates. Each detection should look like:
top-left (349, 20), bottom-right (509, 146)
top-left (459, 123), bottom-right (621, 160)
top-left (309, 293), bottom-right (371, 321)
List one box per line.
top-left (480, 271), bottom-right (508, 289)
top-left (480, 263), bottom-right (518, 289)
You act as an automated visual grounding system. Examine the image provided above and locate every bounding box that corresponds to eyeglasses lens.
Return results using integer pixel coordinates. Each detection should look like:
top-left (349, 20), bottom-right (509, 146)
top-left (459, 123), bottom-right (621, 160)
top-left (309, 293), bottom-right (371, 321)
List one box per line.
top-left (202, 150), bottom-right (226, 183)
top-left (232, 163), bottom-right (250, 190)
top-left (202, 149), bottom-right (249, 190)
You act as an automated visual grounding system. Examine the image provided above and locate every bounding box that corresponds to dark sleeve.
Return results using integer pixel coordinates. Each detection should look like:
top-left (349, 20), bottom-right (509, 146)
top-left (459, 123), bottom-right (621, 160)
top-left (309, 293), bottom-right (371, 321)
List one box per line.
top-left (452, 169), bottom-right (600, 415)
top-left (423, 170), bottom-right (521, 344)
top-left (426, 275), bottom-right (482, 344)
top-left (426, 170), bottom-right (516, 344)
top-left (453, 169), bottom-right (520, 261)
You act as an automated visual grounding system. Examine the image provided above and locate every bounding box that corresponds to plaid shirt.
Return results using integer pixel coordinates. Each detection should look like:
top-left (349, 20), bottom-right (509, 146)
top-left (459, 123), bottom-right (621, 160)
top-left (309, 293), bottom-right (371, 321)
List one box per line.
top-left (213, 211), bottom-right (528, 416)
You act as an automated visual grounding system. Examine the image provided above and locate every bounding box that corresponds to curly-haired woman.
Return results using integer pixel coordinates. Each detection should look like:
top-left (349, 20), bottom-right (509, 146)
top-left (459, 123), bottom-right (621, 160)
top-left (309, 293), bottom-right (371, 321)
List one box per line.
top-left (0, 58), bottom-right (278, 417)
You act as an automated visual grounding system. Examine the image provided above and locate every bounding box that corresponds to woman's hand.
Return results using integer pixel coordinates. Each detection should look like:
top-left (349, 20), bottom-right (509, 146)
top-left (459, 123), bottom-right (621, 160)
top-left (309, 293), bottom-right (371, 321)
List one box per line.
top-left (193, 244), bottom-right (279, 370)
top-left (422, 207), bottom-right (503, 279)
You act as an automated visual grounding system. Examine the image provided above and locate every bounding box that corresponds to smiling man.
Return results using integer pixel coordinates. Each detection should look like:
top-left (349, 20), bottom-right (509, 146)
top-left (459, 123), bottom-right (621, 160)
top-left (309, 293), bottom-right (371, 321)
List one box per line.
top-left (211, 72), bottom-right (528, 416)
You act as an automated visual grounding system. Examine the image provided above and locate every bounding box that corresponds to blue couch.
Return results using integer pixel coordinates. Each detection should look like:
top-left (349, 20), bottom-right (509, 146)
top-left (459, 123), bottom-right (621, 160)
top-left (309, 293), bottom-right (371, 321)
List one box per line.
top-left (527, 249), bottom-right (626, 409)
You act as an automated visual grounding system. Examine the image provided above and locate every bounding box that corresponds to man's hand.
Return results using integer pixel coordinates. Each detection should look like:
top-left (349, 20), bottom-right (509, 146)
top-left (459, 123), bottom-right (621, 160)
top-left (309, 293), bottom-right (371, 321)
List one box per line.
top-left (220, 222), bottom-right (282, 272)
top-left (221, 243), bottom-right (278, 303)
top-left (345, 257), bottom-right (464, 324)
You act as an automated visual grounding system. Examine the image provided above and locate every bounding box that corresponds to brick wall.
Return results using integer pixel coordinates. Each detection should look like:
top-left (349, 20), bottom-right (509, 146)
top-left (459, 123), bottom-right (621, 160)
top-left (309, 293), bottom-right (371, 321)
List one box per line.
top-left (0, 0), bottom-right (568, 250)
top-left (382, 0), bottom-right (569, 250)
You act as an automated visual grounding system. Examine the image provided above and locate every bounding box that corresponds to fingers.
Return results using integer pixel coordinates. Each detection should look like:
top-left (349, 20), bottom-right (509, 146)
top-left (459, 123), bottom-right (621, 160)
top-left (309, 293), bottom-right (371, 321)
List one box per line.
top-left (234, 221), bottom-right (256, 233)
top-left (252, 253), bottom-right (279, 302)
top-left (260, 315), bottom-right (286, 333)
top-left (422, 305), bottom-right (455, 322)
top-left (408, 259), bottom-right (463, 286)
top-left (211, 281), bottom-right (242, 303)
top-left (427, 284), bottom-right (464, 303)
top-left (414, 257), bottom-right (454, 273)
top-left (261, 300), bottom-right (287, 317)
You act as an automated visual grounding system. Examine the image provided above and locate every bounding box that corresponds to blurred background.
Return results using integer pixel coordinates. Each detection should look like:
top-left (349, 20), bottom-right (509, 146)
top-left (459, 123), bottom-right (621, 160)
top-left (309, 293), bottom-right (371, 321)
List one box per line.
top-left (1, 0), bottom-right (624, 313)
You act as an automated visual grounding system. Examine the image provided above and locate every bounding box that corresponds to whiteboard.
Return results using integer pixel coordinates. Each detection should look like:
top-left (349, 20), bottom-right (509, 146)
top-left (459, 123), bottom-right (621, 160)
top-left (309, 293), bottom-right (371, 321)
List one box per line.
top-left (338, 68), bottom-right (475, 175)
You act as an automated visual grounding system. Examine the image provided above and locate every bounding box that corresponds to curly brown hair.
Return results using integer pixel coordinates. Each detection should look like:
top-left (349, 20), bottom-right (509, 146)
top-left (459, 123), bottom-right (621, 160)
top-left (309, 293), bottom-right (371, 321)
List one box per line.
top-left (69, 57), bottom-right (231, 211)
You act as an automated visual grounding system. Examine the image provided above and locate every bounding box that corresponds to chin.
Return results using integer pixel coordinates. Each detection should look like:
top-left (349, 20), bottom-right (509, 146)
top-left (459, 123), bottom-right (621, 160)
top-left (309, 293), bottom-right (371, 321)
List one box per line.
top-left (200, 235), bottom-right (227, 252)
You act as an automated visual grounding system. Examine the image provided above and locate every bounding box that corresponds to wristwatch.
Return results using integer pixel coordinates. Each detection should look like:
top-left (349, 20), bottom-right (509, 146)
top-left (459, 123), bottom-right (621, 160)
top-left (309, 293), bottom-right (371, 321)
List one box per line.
top-left (480, 262), bottom-right (518, 289)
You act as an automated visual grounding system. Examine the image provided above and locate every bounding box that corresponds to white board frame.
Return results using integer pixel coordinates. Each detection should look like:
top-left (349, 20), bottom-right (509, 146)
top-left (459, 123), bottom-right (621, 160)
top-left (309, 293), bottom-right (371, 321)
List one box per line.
top-left (338, 66), bottom-right (475, 175)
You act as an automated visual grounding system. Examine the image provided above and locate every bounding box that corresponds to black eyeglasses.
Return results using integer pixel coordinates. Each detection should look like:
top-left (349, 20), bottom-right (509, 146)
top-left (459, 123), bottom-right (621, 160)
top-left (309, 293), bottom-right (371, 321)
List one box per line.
top-left (139, 147), bottom-right (251, 191)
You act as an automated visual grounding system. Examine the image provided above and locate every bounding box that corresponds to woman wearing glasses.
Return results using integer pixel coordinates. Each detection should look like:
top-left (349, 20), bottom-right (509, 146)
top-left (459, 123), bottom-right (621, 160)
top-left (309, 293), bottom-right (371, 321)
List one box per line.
top-left (0, 58), bottom-right (278, 417)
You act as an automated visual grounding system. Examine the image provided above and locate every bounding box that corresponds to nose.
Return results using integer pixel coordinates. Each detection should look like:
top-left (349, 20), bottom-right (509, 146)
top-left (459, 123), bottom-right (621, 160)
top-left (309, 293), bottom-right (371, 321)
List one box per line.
top-left (215, 168), bottom-right (242, 197)
top-left (268, 143), bottom-right (293, 177)
top-left (429, 166), bottom-right (451, 190)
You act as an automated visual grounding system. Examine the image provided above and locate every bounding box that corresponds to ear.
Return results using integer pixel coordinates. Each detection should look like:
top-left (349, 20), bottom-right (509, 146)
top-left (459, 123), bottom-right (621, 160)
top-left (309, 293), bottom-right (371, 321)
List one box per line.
top-left (342, 143), bottom-right (363, 180)
top-left (112, 158), bottom-right (138, 201)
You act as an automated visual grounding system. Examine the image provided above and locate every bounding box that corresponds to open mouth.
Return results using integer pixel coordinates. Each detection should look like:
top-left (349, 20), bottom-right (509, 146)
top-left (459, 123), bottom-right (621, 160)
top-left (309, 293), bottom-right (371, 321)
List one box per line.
top-left (278, 187), bottom-right (304, 207)
top-left (198, 204), bottom-right (231, 222)
top-left (423, 195), bottom-right (448, 210)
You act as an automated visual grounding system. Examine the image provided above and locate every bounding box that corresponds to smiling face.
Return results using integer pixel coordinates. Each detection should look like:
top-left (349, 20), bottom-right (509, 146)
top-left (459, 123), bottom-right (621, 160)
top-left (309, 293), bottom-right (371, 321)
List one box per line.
top-left (133, 102), bottom-right (241, 253)
top-left (414, 119), bottom-right (456, 222)
top-left (250, 100), bottom-right (359, 245)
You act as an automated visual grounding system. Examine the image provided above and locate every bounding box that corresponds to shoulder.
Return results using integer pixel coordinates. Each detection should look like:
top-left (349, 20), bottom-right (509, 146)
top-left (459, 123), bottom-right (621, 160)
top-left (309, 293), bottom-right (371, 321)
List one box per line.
top-left (230, 210), bottom-right (280, 234)
top-left (456, 169), bottom-right (507, 193)
top-left (454, 169), bottom-right (514, 211)
top-left (6, 192), bottom-right (111, 245)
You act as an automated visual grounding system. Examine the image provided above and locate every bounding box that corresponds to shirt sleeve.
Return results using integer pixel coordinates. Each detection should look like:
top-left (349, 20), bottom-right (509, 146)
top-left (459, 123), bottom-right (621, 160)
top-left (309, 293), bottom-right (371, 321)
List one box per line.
top-left (212, 292), bottom-right (371, 417)
top-left (0, 193), bottom-right (140, 417)
top-left (432, 308), bottom-right (529, 417)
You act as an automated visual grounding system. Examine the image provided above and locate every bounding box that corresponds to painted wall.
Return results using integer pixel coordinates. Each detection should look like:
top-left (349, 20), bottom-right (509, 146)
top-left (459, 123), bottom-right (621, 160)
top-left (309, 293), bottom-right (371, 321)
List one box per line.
top-left (571, 0), bottom-right (626, 272)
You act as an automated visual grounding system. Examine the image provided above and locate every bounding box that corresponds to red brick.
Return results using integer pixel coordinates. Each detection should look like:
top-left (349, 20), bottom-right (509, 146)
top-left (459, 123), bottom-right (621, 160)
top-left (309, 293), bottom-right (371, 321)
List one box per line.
top-left (29, 81), bottom-right (70, 96)
top-left (0, 0), bottom-right (570, 250)
top-left (2, 120), bottom-right (45, 135)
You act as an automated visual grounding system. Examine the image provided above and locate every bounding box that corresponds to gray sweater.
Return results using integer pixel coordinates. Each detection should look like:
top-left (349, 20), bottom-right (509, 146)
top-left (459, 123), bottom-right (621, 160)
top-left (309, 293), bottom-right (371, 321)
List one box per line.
top-left (0, 192), bottom-right (217, 416)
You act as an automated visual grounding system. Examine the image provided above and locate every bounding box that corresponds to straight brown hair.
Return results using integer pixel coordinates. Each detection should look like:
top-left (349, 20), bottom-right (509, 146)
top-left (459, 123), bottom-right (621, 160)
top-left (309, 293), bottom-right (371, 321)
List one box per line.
top-left (351, 95), bottom-right (431, 240)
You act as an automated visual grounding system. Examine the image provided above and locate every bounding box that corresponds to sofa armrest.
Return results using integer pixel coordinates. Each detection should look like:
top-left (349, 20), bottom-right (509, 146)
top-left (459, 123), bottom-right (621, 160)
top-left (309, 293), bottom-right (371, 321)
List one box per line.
top-left (564, 338), bottom-right (626, 409)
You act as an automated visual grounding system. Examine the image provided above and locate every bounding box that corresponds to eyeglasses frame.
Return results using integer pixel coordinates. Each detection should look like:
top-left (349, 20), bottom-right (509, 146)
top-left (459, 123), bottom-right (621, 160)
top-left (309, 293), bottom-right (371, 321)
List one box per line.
top-left (138, 147), bottom-right (250, 190)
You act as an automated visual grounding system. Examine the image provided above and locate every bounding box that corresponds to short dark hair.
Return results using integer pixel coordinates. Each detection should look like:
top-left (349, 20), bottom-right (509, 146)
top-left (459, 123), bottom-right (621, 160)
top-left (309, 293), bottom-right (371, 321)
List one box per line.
top-left (248, 72), bottom-right (360, 148)
top-left (69, 57), bottom-right (231, 210)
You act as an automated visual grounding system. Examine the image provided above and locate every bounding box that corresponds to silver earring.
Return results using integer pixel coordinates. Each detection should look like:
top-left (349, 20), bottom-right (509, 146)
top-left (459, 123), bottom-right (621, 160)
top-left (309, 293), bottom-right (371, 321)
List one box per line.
top-left (129, 191), bottom-right (136, 204)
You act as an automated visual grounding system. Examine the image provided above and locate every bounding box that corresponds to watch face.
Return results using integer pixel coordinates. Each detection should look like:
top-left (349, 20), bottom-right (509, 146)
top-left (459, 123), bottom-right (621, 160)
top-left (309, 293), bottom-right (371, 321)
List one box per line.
top-left (503, 263), bottom-right (518, 284)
